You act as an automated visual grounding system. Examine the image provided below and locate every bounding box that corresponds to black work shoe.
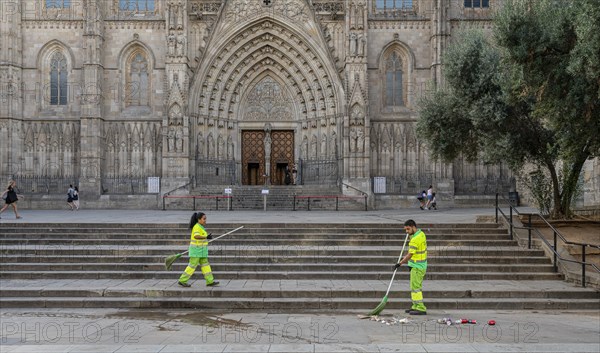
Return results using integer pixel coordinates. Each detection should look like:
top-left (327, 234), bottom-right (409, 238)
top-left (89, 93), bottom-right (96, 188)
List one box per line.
top-left (177, 281), bottom-right (191, 287)
top-left (405, 309), bottom-right (413, 313)
top-left (206, 281), bottom-right (220, 287)
top-left (408, 310), bottom-right (427, 315)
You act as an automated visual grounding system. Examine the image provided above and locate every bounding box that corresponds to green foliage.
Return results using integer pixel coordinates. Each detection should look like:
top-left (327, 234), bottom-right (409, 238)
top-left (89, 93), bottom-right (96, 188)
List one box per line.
top-left (519, 168), bottom-right (553, 216)
top-left (417, 0), bottom-right (600, 218)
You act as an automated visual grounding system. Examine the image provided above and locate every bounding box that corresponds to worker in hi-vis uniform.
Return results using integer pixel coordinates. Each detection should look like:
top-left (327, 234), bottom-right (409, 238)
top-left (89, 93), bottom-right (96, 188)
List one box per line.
top-left (178, 212), bottom-right (219, 287)
top-left (394, 219), bottom-right (427, 315)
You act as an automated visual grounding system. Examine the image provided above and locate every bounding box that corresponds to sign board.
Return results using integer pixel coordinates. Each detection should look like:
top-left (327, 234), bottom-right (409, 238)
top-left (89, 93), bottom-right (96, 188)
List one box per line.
top-left (373, 177), bottom-right (386, 194)
top-left (224, 188), bottom-right (232, 195)
top-left (147, 177), bottom-right (160, 194)
top-left (261, 189), bottom-right (269, 195)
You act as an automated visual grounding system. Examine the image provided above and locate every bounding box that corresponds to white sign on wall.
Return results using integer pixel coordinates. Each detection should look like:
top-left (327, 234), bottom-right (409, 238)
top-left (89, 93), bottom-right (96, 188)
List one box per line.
top-left (147, 177), bottom-right (160, 194)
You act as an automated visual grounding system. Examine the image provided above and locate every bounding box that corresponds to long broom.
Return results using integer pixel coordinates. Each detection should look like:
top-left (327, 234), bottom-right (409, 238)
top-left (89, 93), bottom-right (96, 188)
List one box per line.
top-left (368, 232), bottom-right (410, 316)
top-left (164, 226), bottom-right (244, 270)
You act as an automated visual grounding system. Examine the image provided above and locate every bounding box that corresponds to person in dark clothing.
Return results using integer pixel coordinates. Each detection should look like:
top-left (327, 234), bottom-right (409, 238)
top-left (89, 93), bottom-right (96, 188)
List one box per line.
top-left (0, 180), bottom-right (22, 219)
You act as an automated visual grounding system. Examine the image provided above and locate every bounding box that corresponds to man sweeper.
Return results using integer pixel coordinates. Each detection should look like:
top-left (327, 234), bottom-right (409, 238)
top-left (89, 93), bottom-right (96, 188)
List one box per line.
top-left (393, 219), bottom-right (427, 315)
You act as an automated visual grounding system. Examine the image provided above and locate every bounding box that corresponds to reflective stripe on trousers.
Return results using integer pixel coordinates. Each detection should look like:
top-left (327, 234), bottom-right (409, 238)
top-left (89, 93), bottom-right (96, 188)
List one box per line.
top-left (178, 257), bottom-right (215, 285)
top-left (410, 267), bottom-right (427, 312)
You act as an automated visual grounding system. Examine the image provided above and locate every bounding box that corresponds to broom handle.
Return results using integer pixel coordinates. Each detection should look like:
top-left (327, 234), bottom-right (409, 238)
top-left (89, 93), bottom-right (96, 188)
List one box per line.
top-left (179, 226), bottom-right (245, 256)
top-left (384, 233), bottom-right (410, 297)
top-left (208, 226), bottom-right (244, 243)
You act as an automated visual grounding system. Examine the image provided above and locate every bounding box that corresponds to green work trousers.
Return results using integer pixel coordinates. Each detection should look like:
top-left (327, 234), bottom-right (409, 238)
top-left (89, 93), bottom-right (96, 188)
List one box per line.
top-left (410, 267), bottom-right (427, 312)
top-left (178, 257), bottom-right (214, 285)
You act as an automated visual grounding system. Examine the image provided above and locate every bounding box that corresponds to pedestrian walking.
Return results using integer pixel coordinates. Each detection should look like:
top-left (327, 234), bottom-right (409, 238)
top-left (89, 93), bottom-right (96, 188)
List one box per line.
top-left (393, 219), bottom-right (427, 315)
top-left (425, 185), bottom-right (434, 210)
top-left (417, 190), bottom-right (427, 210)
top-left (178, 212), bottom-right (219, 287)
top-left (0, 180), bottom-right (23, 219)
top-left (67, 184), bottom-right (75, 210)
top-left (72, 186), bottom-right (80, 210)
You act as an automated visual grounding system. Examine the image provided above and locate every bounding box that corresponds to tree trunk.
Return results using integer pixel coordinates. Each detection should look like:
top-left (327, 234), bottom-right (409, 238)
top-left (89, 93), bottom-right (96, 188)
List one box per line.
top-left (546, 161), bottom-right (564, 219)
top-left (558, 151), bottom-right (590, 219)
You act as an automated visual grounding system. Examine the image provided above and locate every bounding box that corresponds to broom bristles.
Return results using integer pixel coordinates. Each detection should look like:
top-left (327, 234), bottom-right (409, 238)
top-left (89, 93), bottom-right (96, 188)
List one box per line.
top-left (164, 253), bottom-right (181, 271)
top-left (368, 296), bottom-right (388, 316)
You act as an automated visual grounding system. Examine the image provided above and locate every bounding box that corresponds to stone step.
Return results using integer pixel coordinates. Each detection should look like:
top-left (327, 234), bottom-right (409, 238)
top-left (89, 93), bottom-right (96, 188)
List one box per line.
top-left (0, 247), bottom-right (547, 257)
top-left (0, 297), bottom-right (596, 310)
top-left (0, 223), bottom-right (503, 229)
top-left (0, 234), bottom-right (510, 242)
top-left (0, 263), bottom-right (557, 273)
top-left (0, 239), bottom-right (521, 246)
top-left (0, 271), bottom-right (564, 280)
top-left (2, 288), bottom-right (597, 299)
top-left (0, 255), bottom-right (552, 264)
top-left (0, 228), bottom-right (510, 235)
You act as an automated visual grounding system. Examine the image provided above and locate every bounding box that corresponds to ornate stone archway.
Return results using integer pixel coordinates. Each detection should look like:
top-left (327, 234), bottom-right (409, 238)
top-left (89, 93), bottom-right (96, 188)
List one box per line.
top-left (188, 1), bottom-right (345, 185)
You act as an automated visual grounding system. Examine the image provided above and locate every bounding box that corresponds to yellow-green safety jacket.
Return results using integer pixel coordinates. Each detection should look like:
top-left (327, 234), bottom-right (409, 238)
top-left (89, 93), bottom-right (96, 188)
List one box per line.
top-left (189, 223), bottom-right (209, 258)
top-left (408, 229), bottom-right (427, 270)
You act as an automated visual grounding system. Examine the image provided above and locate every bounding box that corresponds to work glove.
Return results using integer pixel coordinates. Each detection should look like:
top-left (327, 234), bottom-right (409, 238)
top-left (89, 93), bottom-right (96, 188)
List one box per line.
top-left (392, 263), bottom-right (401, 271)
top-left (207, 233), bottom-right (213, 240)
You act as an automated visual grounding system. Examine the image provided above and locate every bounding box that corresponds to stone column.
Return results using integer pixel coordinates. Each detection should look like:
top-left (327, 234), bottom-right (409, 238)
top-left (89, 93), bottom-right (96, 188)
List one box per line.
top-left (0, 0), bottom-right (24, 179)
top-left (79, 0), bottom-right (105, 197)
top-left (162, 0), bottom-right (191, 191)
top-left (342, 0), bottom-right (371, 196)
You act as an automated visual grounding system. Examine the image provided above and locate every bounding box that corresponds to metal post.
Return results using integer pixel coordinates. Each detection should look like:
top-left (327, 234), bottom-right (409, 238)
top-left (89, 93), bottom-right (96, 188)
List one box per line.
top-left (162, 196), bottom-right (165, 211)
top-left (263, 194), bottom-right (267, 211)
top-left (553, 231), bottom-right (557, 272)
top-left (582, 245), bottom-right (586, 287)
top-left (364, 195), bottom-right (367, 211)
top-left (293, 195), bottom-right (296, 211)
top-left (495, 193), bottom-right (498, 223)
top-left (335, 196), bottom-right (339, 211)
top-left (216, 197), bottom-right (219, 210)
top-left (307, 197), bottom-right (311, 211)
top-left (528, 214), bottom-right (532, 249)
top-left (193, 197), bottom-right (196, 211)
top-left (228, 196), bottom-right (232, 211)
top-left (509, 206), bottom-right (513, 240)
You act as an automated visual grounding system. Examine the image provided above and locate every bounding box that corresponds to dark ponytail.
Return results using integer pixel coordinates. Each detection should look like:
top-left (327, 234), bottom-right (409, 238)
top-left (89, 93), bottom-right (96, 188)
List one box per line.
top-left (189, 212), bottom-right (205, 230)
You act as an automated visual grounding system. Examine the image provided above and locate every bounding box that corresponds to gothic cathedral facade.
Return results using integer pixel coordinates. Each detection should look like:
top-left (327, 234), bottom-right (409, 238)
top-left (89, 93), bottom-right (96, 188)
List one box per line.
top-left (5, 0), bottom-right (592, 206)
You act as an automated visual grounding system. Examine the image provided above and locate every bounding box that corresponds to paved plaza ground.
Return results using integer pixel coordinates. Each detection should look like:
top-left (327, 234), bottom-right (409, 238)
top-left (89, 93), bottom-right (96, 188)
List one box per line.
top-left (1, 208), bottom-right (599, 352)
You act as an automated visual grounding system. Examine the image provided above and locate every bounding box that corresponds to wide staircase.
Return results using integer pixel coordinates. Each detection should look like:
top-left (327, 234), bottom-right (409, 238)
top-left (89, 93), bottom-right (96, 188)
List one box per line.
top-left (1, 222), bottom-right (598, 311)
top-left (166, 185), bottom-right (367, 211)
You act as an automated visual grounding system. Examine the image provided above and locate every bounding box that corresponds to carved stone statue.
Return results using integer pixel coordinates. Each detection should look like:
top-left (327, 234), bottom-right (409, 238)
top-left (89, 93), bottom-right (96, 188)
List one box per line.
top-left (349, 33), bottom-right (357, 56)
top-left (176, 34), bottom-right (186, 56)
top-left (167, 127), bottom-right (175, 152)
top-left (358, 34), bottom-right (366, 57)
top-left (175, 127), bottom-right (183, 152)
top-left (167, 34), bottom-right (176, 56)
top-left (263, 133), bottom-right (272, 159)
top-left (357, 127), bottom-right (365, 153)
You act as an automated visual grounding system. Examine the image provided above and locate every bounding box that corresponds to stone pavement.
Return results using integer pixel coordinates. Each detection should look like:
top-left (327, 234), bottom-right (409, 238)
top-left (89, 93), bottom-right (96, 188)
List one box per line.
top-left (0, 207), bottom-right (520, 224)
top-left (2, 207), bottom-right (599, 352)
top-left (0, 308), bottom-right (599, 352)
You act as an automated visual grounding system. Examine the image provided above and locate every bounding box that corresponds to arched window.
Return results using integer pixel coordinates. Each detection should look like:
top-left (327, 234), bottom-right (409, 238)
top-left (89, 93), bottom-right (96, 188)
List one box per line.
top-left (126, 52), bottom-right (149, 106)
top-left (375, 0), bottom-right (413, 10)
top-left (464, 0), bottom-right (490, 8)
top-left (119, 0), bottom-right (155, 12)
top-left (385, 52), bottom-right (404, 106)
top-left (50, 52), bottom-right (67, 105)
top-left (46, 0), bottom-right (71, 8)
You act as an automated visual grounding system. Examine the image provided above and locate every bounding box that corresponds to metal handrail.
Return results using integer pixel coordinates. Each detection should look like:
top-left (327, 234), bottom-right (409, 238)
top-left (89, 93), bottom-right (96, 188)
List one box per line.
top-left (495, 193), bottom-right (600, 287)
top-left (342, 182), bottom-right (368, 197)
top-left (163, 194), bottom-right (232, 211)
top-left (293, 194), bottom-right (368, 211)
top-left (161, 177), bottom-right (195, 210)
